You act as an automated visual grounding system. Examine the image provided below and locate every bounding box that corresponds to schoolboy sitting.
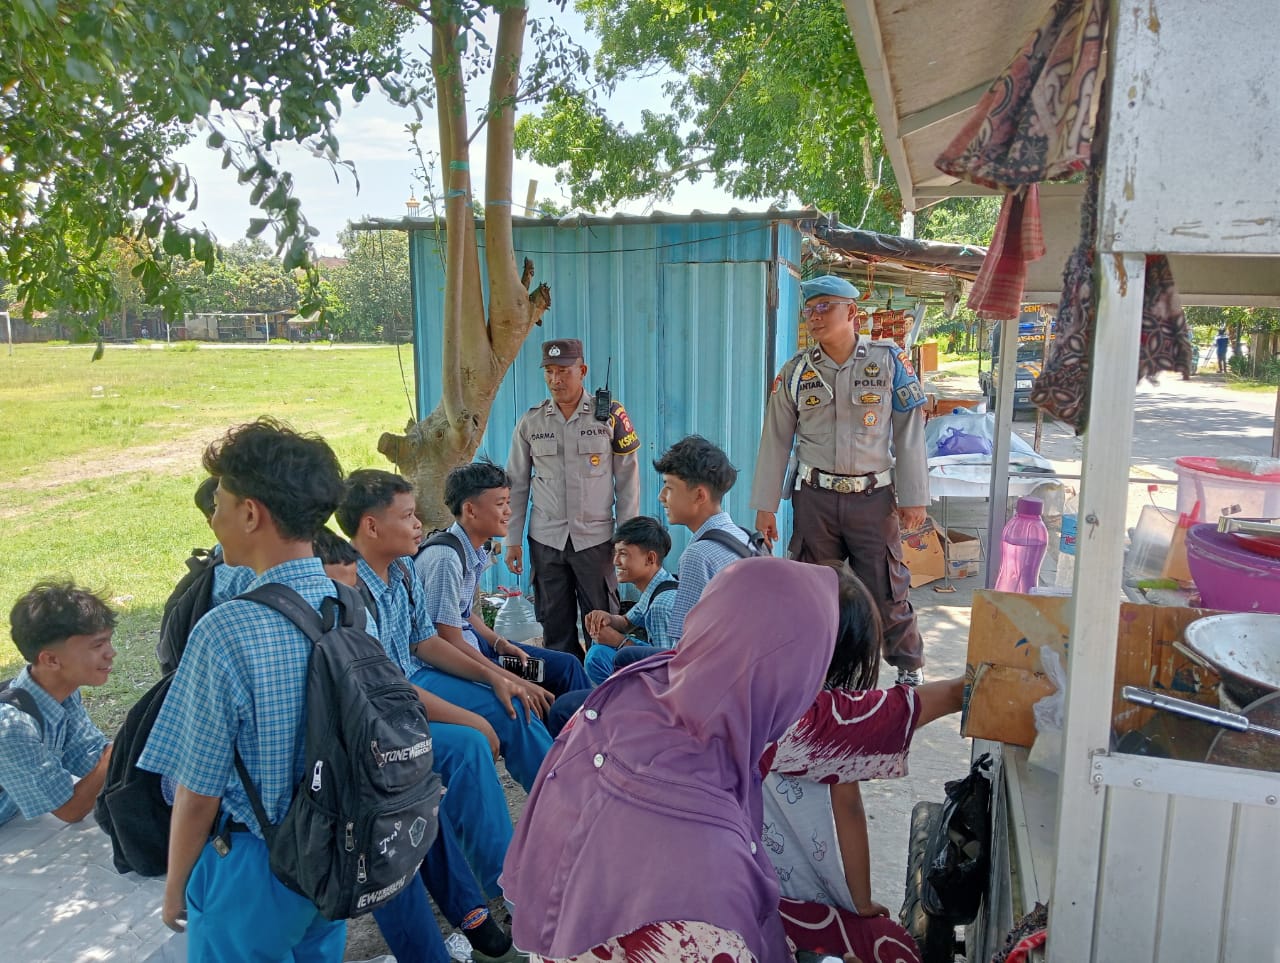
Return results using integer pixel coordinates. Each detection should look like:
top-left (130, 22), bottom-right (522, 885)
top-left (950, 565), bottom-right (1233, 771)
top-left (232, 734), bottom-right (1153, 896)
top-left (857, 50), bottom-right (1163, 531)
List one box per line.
top-left (0, 581), bottom-right (115, 827)
top-left (313, 525), bottom-right (520, 963)
top-left (582, 516), bottom-right (677, 685)
top-left (336, 468), bottom-right (553, 791)
top-left (415, 461), bottom-right (590, 698)
top-left (547, 438), bottom-right (753, 733)
top-left (138, 418), bottom-right (352, 959)
top-left (610, 436), bottom-right (752, 675)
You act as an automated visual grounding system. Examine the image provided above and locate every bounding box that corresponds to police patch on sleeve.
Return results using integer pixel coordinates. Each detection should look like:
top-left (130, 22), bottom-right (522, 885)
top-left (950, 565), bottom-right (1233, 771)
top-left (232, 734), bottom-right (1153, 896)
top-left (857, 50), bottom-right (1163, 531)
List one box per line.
top-left (890, 349), bottom-right (927, 413)
top-left (609, 400), bottom-right (641, 455)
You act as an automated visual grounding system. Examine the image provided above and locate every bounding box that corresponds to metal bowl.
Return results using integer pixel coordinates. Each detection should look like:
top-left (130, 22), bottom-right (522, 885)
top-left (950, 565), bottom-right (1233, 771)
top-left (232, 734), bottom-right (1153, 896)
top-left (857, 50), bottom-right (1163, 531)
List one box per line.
top-left (1184, 613), bottom-right (1280, 707)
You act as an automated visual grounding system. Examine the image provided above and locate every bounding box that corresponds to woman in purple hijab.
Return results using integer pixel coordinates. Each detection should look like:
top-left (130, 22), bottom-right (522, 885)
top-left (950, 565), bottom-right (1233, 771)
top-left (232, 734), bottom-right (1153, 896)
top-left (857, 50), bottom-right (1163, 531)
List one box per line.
top-left (500, 557), bottom-right (839, 963)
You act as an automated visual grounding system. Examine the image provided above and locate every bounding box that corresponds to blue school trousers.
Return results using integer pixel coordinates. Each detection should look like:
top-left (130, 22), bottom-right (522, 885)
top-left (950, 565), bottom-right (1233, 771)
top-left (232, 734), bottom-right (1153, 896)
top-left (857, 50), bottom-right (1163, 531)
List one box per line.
top-left (584, 643), bottom-right (617, 686)
top-left (185, 828), bottom-right (345, 963)
top-left (409, 668), bottom-right (553, 791)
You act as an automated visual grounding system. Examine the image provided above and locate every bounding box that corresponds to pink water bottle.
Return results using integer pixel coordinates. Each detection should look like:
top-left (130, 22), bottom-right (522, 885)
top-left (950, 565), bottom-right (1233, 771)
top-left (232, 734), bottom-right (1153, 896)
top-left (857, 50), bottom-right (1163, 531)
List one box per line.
top-left (994, 497), bottom-right (1049, 593)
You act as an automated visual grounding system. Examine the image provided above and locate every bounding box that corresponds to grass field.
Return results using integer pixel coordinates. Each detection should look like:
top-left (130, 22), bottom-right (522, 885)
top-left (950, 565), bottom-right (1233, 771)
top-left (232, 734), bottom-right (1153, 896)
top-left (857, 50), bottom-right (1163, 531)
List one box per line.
top-left (0, 343), bottom-right (418, 731)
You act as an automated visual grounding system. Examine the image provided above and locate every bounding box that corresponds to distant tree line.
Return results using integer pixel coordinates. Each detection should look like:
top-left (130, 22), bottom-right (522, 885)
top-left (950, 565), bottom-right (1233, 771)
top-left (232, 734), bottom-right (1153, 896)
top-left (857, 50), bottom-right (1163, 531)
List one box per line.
top-left (4, 229), bottom-right (410, 343)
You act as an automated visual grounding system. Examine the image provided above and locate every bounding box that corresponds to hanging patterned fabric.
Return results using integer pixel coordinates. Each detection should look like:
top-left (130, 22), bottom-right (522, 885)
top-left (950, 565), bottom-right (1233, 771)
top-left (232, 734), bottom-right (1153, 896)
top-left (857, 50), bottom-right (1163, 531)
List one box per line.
top-left (934, 0), bottom-right (1105, 318)
top-left (1027, 167), bottom-right (1100, 430)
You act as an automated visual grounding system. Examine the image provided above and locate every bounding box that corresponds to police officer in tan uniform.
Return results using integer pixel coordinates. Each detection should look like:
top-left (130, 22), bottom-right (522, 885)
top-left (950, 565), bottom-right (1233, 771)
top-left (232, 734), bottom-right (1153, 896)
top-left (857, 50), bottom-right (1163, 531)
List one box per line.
top-left (506, 339), bottom-right (641, 658)
top-left (750, 276), bottom-right (930, 684)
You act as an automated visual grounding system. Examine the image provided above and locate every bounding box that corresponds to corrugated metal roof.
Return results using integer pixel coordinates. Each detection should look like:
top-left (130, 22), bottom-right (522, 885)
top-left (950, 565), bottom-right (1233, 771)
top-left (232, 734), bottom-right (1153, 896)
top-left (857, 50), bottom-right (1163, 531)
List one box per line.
top-left (356, 206), bottom-right (819, 233)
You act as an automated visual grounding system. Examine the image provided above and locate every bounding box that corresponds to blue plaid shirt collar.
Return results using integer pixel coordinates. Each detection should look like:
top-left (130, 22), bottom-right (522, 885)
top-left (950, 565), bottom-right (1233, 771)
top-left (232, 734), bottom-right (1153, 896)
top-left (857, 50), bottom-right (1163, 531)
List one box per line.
top-left (692, 512), bottom-right (737, 540)
top-left (9, 666), bottom-right (70, 731)
top-left (632, 566), bottom-right (675, 613)
top-left (247, 555), bottom-right (333, 591)
top-left (448, 521), bottom-right (492, 581)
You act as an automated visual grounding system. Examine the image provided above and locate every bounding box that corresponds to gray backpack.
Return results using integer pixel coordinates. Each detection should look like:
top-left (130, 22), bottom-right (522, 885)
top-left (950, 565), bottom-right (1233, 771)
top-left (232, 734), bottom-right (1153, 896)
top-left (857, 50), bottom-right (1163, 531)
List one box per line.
top-left (235, 581), bottom-right (441, 919)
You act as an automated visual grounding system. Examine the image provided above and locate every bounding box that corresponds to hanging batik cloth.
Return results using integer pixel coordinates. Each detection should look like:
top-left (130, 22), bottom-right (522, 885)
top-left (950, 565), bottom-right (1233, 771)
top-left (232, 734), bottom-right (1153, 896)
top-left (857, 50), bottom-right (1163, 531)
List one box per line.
top-left (935, 0), bottom-right (1105, 318)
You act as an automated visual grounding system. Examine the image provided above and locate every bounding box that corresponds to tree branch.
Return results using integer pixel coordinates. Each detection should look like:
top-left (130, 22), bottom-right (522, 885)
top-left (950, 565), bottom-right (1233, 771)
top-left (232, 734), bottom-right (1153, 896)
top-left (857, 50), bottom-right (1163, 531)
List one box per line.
top-left (484, 3), bottom-right (535, 366)
top-left (432, 7), bottom-right (469, 430)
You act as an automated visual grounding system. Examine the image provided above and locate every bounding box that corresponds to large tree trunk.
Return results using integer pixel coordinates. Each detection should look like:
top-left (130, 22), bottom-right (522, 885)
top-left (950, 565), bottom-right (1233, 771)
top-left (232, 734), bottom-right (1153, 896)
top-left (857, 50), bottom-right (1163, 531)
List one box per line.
top-left (378, 2), bottom-right (550, 532)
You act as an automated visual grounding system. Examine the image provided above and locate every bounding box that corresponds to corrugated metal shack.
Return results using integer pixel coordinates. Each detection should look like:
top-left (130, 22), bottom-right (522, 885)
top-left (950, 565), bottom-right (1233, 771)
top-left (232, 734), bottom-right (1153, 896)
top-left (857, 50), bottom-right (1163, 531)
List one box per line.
top-left (361, 209), bottom-right (812, 582)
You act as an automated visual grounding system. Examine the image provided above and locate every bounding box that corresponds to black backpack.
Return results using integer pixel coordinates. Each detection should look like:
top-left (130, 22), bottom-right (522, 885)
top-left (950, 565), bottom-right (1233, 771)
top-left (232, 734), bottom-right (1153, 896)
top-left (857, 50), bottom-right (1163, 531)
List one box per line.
top-left (234, 582), bottom-right (442, 919)
top-left (155, 547), bottom-right (220, 674)
top-left (0, 680), bottom-right (45, 796)
top-left (413, 530), bottom-right (468, 568)
top-left (696, 526), bottom-right (769, 559)
top-left (94, 672), bottom-right (175, 875)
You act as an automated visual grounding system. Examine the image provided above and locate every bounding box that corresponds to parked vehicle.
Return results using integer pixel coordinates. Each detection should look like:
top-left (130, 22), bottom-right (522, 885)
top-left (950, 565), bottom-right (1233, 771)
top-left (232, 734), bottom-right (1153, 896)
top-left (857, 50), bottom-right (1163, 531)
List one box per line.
top-left (977, 308), bottom-right (1054, 410)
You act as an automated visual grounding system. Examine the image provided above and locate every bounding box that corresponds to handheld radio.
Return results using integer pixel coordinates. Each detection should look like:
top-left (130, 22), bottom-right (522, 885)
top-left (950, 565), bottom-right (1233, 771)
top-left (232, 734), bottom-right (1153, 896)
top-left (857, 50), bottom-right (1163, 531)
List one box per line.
top-left (594, 356), bottom-right (613, 422)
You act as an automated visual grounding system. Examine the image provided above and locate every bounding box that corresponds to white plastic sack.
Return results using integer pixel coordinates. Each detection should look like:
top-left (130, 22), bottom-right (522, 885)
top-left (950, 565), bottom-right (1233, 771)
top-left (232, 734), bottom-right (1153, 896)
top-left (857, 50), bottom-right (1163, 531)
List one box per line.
top-left (1028, 647), bottom-right (1067, 773)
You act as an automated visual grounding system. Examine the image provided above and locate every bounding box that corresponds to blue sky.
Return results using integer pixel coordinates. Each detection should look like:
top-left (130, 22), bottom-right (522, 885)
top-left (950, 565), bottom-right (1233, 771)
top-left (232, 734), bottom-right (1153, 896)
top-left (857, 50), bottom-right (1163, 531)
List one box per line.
top-left (172, 3), bottom-right (743, 256)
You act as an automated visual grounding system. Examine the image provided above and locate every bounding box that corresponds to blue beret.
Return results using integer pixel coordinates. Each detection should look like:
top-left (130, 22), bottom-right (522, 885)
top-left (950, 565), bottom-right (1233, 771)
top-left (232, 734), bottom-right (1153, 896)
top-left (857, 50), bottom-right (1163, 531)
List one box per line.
top-left (801, 275), bottom-right (860, 302)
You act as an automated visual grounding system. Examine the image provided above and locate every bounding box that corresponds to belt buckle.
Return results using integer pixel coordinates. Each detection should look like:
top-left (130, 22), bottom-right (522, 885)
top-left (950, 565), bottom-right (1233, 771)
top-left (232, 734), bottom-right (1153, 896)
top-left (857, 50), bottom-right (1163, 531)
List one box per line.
top-left (833, 476), bottom-right (856, 494)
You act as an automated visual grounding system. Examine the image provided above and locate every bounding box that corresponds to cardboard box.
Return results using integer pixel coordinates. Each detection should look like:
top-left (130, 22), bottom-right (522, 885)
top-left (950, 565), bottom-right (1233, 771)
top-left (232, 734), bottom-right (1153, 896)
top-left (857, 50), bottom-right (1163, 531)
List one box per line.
top-left (962, 591), bottom-right (1221, 747)
top-left (901, 519), bottom-right (946, 587)
top-left (903, 524), bottom-right (983, 584)
top-left (945, 529), bottom-right (982, 579)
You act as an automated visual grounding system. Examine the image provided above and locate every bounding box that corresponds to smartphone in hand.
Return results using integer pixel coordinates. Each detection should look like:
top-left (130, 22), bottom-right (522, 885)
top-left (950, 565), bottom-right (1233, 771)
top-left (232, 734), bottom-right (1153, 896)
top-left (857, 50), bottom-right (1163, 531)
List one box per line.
top-left (499, 654), bottom-right (545, 684)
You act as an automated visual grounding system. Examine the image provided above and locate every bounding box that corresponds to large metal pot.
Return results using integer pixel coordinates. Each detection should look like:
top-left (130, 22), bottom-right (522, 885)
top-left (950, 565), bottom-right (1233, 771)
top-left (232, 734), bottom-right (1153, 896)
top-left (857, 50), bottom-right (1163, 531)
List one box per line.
top-left (1183, 613), bottom-right (1280, 707)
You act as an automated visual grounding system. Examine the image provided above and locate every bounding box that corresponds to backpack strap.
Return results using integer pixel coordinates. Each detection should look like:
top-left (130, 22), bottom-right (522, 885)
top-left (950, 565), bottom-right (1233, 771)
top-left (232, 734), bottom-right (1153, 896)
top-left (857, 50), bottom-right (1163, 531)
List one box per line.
top-left (228, 581), bottom-right (368, 842)
top-left (414, 530), bottom-right (467, 572)
top-left (0, 680), bottom-right (46, 795)
top-left (0, 680), bottom-right (44, 735)
top-left (392, 558), bottom-right (415, 607)
top-left (649, 579), bottom-right (679, 599)
top-left (696, 527), bottom-right (755, 560)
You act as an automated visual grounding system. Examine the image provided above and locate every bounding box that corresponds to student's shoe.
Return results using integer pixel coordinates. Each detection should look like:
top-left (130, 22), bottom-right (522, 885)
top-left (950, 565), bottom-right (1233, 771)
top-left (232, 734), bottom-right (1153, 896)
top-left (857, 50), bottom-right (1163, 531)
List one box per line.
top-left (896, 667), bottom-right (925, 687)
top-left (466, 916), bottom-right (527, 962)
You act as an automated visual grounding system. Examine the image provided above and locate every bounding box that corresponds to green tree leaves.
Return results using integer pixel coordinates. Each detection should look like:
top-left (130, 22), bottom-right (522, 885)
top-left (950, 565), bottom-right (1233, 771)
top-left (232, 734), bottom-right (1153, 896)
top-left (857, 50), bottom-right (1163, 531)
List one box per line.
top-left (1, 0), bottom-right (409, 325)
top-left (515, 0), bottom-right (901, 230)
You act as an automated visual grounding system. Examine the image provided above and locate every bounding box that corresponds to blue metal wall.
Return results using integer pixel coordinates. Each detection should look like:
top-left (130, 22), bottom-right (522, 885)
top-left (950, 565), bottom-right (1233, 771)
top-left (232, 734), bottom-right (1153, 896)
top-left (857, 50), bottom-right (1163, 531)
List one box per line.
top-left (408, 214), bottom-right (805, 589)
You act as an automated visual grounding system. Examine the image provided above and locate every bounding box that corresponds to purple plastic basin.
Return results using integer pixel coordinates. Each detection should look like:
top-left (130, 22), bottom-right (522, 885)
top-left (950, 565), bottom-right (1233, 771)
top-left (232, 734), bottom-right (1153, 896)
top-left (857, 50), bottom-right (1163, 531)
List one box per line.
top-left (1186, 523), bottom-right (1280, 615)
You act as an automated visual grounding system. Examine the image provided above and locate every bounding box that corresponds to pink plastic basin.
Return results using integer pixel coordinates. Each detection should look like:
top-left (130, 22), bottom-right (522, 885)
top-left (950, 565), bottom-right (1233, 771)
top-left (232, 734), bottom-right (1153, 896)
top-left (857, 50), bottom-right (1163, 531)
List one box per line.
top-left (1186, 523), bottom-right (1280, 614)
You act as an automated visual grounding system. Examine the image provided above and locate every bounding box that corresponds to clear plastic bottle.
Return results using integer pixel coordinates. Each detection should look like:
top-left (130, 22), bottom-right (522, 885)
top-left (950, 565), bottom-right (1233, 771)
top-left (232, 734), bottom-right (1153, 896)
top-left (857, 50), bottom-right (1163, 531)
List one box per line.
top-left (994, 497), bottom-right (1050, 594)
top-left (1055, 492), bottom-right (1078, 590)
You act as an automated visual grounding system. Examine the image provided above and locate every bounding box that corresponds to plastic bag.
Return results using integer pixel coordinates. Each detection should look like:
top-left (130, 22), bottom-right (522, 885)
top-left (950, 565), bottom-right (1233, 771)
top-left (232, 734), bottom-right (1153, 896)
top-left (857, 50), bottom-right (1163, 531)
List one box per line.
top-left (935, 426), bottom-right (993, 457)
top-left (1028, 648), bottom-right (1067, 772)
top-left (494, 591), bottom-right (543, 643)
top-left (922, 753), bottom-right (993, 923)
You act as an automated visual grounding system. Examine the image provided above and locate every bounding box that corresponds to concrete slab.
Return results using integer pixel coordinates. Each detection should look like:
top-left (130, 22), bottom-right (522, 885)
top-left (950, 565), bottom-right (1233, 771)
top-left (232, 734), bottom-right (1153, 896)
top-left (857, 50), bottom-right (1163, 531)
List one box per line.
top-left (0, 816), bottom-right (185, 962)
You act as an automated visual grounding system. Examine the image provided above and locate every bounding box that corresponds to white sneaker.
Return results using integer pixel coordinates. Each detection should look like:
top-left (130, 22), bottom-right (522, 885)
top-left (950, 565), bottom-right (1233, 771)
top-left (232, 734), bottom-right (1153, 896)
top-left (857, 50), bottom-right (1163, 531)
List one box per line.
top-left (896, 667), bottom-right (924, 687)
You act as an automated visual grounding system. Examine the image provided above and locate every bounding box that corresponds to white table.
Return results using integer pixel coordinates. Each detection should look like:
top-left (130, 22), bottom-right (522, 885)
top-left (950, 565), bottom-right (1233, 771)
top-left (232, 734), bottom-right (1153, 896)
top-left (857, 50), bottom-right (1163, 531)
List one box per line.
top-left (0, 815), bottom-right (185, 962)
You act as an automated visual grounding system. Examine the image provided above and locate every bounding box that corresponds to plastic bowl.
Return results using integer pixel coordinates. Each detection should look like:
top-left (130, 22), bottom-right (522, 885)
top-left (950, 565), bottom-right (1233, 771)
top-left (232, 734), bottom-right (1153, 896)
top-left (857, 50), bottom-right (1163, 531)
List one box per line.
top-left (1186, 523), bottom-right (1280, 615)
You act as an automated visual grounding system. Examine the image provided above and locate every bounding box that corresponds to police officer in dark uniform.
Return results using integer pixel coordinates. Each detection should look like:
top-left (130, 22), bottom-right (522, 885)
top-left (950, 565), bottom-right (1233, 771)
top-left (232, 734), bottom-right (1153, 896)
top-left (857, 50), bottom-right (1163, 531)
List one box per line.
top-left (506, 339), bottom-right (641, 658)
top-left (749, 276), bottom-right (930, 684)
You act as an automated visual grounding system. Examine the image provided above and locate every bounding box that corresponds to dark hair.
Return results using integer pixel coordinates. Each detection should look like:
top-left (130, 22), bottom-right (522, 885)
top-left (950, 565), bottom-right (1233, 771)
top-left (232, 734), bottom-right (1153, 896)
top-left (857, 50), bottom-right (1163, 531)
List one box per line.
top-left (652, 435), bottom-right (737, 498)
top-left (336, 469), bottom-right (414, 537)
top-left (202, 418), bottom-right (344, 542)
top-left (313, 527), bottom-right (360, 567)
top-left (444, 459), bottom-right (509, 517)
top-left (817, 561), bottom-right (882, 691)
top-left (10, 581), bottom-right (117, 663)
top-left (612, 516), bottom-right (671, 560)
top-left (193, 476), bottom-right (218, 522)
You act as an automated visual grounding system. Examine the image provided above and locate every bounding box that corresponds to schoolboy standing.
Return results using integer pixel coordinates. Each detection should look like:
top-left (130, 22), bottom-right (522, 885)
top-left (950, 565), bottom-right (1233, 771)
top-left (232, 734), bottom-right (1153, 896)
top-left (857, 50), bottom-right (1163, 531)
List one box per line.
top-left (138, 418), bottom-right (351, 960)
top-left (0, 581), bottom-right (115, 826)
top-left (506, 338), bottom-right (641, 658)
top-left (417, 461), bottom-right (590, 698)
top-left (582, 516), bottom-right (677, 686)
